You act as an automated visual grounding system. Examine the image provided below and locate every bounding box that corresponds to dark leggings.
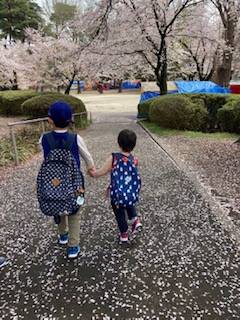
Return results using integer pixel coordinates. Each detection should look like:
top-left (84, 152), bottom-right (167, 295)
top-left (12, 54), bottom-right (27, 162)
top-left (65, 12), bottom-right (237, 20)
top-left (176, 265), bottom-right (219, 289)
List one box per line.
top-left (111, 203), bottom-right (137, 233)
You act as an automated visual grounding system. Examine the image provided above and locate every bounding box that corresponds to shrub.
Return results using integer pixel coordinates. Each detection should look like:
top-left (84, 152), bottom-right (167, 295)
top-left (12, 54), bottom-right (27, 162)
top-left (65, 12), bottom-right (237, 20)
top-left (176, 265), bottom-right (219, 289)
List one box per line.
top-left (149, 95), bottom-right (208, 131)
top-left (137, 99), bottom-right (155, 119)
top-left (217, 99), bottom-right (240, 133)
top-left (21, 93), bottom-right (86, 118)
top-left (0, 90), bottom-right (40, 116)
top-left (183, 94), bottom-right (229, 130)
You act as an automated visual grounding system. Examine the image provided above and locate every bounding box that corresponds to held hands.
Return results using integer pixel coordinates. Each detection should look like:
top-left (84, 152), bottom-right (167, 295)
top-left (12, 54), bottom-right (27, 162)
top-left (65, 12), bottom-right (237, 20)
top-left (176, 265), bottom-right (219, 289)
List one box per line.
top-left (88, 167), bottom-right (97, 178)
top-left (87, 156), bottom-right (112, 178)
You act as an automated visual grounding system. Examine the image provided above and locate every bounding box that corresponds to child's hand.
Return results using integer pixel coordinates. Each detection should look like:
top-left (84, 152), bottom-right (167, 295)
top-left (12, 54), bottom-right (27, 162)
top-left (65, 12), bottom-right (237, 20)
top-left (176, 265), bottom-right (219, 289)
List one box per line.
top-left (88, 167), bottom-right (97, 177)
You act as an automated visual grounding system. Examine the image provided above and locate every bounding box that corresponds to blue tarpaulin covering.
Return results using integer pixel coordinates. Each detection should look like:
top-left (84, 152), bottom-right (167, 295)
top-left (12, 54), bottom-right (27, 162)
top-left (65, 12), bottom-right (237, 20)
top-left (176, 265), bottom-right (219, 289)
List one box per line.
top-left (175, 81), bottom-right (230, 94)
top-left (71, 80), bottom-right (85, 90)
top-left (139, 81), bottom-right (230, 103)
top-left (140, 91), bottom-right (160, 103)
top-left (122, 81), bottom-right (141, 89)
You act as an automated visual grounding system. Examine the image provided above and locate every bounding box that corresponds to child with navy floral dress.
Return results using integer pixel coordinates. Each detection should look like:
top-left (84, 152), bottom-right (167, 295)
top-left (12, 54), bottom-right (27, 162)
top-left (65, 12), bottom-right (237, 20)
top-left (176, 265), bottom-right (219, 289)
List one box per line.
top-left (91, 129), bottom-right (142, 243)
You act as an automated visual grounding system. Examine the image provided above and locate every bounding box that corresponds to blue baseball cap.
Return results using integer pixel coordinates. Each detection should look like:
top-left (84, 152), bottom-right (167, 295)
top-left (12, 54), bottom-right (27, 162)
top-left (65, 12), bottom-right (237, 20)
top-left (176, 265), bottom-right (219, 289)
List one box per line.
top-left (48, 101), bottom-right (73, 128)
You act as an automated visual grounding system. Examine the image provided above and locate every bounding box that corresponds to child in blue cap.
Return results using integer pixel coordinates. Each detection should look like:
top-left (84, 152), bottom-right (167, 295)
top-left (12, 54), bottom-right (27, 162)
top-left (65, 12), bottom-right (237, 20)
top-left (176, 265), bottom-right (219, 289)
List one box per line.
top-left (39, 100), bottom-right (95, 259)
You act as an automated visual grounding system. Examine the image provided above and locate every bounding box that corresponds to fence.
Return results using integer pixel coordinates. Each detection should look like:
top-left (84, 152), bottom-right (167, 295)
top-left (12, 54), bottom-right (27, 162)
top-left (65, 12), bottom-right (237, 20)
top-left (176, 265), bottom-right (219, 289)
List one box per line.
top-left (8, 112), bottom-right (90, 166)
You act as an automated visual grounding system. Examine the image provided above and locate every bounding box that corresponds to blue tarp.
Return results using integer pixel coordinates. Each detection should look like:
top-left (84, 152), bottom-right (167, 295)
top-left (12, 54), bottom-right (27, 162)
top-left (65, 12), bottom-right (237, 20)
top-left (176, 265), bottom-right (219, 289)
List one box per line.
top-left (140, 91), bottom-right (160, 103)
top-left (71, 80), bottom-right (85, 90)
top-left (122, 81), bottom-right (141, 89)
top-left (175, 81), bottom-right (230, 94)
top-left (140, 90), bottom-right (179, 103)
top-left (139, 81), bottom-right (230, 103)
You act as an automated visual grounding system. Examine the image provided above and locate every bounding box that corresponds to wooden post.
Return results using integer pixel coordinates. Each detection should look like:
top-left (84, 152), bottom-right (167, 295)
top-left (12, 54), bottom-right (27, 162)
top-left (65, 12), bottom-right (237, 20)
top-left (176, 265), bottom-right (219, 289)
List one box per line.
top-left (41, 120), bottom-right (45, 134)
top-left (89, 112), bottom-right (92, 124)
top-left (10, 126), bottom-right (19, 166)
top-left (72, 114), bottom-right (76, 131)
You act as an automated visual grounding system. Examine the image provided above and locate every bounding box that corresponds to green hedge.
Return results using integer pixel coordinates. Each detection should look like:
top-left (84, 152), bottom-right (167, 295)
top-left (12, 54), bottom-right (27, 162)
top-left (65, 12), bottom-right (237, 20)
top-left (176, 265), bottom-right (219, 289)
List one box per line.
top-left (217, 99), bottom-right (240, 133)
top-left (140, 93), bottom-right (240, 133)
top-left (138, 99), bottom-right (155, 119)
top-left (183, 94), bottom-right (228, 130)
top-left (149, 95), bottom-right (208, 131)
top-left (21, 93), bottom-right (86, 118)
top-left (0, 90), bottom-right (40, 116)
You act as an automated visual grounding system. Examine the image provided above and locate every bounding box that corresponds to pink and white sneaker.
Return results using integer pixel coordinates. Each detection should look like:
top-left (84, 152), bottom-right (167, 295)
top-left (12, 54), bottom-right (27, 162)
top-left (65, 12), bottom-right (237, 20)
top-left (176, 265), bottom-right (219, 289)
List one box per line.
top-left (119, 232), bottom-right (129, 244)
top-left (132, 218), bottom-right (142, 236)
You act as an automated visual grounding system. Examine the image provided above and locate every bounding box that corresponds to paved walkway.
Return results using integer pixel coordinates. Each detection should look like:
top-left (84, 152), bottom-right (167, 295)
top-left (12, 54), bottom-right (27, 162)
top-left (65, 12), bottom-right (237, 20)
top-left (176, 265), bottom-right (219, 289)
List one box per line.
top-left (0, 96), bottom-right (239, 319)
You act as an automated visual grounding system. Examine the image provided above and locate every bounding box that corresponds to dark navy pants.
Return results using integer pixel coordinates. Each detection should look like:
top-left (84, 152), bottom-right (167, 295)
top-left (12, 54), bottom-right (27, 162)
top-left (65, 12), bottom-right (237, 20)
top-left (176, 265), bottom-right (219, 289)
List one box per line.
top-left (111, 203), bottom-right (137, 233)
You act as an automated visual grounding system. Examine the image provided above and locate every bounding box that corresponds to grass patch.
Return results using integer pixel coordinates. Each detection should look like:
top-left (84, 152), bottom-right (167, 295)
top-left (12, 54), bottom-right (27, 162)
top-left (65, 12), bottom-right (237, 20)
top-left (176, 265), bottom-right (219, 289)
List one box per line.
top-left (141, 120), bottom-right (239, 140)
top-left (0, 127), bottom-right (40, 166)
top-left (74, 115), bottom-right (89, 129)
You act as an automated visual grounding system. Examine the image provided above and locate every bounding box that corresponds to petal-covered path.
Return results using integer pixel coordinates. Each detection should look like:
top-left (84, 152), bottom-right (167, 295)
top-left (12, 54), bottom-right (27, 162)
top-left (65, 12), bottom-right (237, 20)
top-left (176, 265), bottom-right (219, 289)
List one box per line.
top-left (0, 105), bottom-right (239, 319)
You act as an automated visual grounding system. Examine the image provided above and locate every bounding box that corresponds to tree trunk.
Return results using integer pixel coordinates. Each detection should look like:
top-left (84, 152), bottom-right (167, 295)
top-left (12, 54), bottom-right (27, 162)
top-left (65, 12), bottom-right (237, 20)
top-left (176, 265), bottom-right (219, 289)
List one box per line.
top-left (156, 45), bottom-right (168, 95)
top-left (118, 79), bottom-right (123, 93)
top-left (213, 2), bottom-right (236, 87)
top-left (77, 80), bottom-right (81, 94)
top-left (65, 75), bottom-right (76, 95)
top-left (214, 50), bottom-right (233, 87)
top-left (12, 71), bottom-right (18, 90)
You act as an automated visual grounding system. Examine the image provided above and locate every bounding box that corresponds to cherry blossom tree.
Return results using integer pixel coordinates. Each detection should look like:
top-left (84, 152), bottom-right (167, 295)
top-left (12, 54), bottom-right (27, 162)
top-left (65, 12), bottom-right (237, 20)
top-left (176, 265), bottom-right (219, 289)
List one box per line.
top-left (96, 0), bottom-right (203, 94)
top-left (0, 43), bottom-right (23, 89)
top-left (3, 0), bottom-right (239, 94)
top-left (22, 29), bottom-right (85, 93)
top-left (209, 0), bottom-right (240, 86)
top-left (172, 3), bottom-right (220, 81)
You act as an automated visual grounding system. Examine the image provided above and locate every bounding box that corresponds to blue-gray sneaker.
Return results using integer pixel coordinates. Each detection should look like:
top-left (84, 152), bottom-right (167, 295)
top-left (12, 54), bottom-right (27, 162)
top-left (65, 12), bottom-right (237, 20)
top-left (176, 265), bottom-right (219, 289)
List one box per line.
top-left (0, 256), bottom-right (8, 268)
top-left (58, 233), bottom-right (69, 245)
top-left (67, 246), bottom-right (80, 259)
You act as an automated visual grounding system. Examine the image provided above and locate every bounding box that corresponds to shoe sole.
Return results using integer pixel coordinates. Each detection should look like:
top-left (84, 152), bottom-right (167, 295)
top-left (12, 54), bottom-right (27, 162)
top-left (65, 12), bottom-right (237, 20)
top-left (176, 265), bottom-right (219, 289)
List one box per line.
top-left (132, 225), bottom-right (142, 238)
top-left (58, 240), bottom-right (68, 245)
top-left (67, 254), bottom-right (79, 259)
top-left (119, 240), bottom-right (129, 244)
top-left (67, 250), bottom-right (80, 259)
top-left (119, 236), bottom-right (129, 244)
top-left (0, 261), bottom-right (8, 268)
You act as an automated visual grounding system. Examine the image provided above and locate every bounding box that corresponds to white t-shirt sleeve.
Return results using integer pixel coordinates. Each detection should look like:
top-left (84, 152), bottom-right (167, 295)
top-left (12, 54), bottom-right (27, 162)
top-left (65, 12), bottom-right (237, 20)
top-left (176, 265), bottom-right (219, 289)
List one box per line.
top-left (39, 134), bottom-right (43, 153)
top-left (77, 134), bottom-right (94, 169)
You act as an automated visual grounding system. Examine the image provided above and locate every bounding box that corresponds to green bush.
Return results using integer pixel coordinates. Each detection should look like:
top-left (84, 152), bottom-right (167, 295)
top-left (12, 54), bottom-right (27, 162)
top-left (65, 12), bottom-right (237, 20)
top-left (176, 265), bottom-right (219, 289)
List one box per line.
top-left (138, 98), bottom-right (156, 119)
top-left (141, 93), bottom-right (240, 133)
top-left (21, 93), bottom-right (86, 118)
top-left (149, 95), bottom-right (208, 131)
top-left (217, 99), bottom-right (240, 133)
top-left (183, 94), bottom-right (229, 130)
top-left (0, 90), bottom-right (40, 116)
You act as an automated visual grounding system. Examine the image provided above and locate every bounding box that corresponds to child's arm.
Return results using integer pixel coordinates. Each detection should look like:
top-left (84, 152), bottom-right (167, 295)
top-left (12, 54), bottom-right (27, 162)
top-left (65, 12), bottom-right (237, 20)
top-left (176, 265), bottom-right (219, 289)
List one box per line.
top-left (92, 155), bottom-right (112, 178)
top-left (77, 135), bottom-right (95, 171)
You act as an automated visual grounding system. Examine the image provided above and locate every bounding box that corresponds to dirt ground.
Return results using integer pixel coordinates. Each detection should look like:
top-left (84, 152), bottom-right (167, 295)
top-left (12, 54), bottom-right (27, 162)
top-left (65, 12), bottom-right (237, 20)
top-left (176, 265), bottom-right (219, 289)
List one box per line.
top-left (74, 92), bottom-right (140, 123)
top-left (0, 92), bottom-right (140, 137)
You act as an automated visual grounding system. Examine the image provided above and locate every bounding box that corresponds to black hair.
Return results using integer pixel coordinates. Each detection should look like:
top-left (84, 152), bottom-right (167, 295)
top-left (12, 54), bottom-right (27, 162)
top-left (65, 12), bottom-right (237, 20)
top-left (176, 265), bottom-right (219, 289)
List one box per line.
top-left (118, 129), bottom-right (137, 152)
top-left (52, 119), bottom-right (71, 129)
